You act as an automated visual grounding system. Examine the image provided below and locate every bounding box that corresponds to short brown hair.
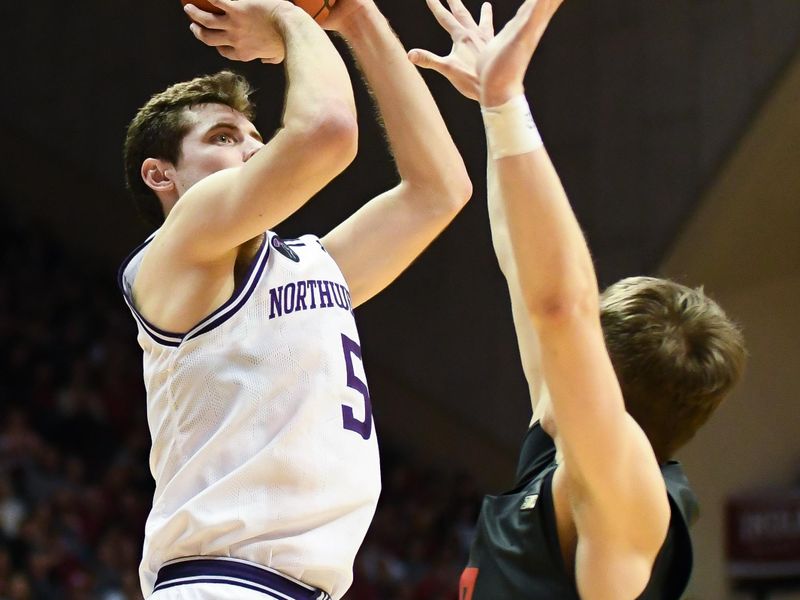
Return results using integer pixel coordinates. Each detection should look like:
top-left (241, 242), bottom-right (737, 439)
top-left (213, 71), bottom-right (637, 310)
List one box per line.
top-left (123, 71), bottom-right (255, 227)
top-left (600, 277), bottom-right (746, 461)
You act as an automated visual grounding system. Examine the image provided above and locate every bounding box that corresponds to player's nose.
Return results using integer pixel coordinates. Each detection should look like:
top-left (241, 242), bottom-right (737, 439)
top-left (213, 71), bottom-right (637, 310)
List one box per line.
top-left (243, 140), bottom-right (264, 163)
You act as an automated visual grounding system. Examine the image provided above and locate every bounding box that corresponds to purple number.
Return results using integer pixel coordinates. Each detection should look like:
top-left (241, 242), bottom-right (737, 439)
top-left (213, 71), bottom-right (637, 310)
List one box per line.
top-left (341, 333), bottom-right (372, 440)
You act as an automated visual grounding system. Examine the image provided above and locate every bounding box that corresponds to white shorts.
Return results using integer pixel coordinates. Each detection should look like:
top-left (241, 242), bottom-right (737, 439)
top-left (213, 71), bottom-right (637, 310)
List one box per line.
top-left (149, 557), bottom-right (331, 600)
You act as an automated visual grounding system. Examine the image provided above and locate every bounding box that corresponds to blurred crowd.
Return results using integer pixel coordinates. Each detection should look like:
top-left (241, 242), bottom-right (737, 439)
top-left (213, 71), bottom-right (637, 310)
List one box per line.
top-left (0, 216), bottom-right (481, 600)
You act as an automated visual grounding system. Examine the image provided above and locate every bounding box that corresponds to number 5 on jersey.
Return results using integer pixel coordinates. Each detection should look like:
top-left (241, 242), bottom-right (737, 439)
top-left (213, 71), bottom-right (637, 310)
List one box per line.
top-left (341, 334), bottom-right (373, 440)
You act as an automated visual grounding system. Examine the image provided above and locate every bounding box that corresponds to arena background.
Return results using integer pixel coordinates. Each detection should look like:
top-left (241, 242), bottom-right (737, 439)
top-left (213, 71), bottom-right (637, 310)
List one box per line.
top-left (1, 1), bottom-right (799, 598)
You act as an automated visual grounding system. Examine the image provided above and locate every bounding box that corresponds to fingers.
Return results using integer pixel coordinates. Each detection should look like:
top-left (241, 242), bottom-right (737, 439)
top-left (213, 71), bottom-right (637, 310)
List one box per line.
top-left (183, 3), bottom-right (225, 28)
top-left (407, 49), bottom-right (449, 73)
top-left (494, 0), bottom-right (560, 55)
top-left (409, 51), bottom-right (481, 100)
top-left (517, 0), bottom-right (539, 22)
top-left (520, 0), bottom-right (564, 27)
top-left (425, 0), bottom-right (462, 35)
top-left (445, 0), bottom-right (477, 29)
top-left (516, 0), bottom-right (564, 44)
top-left (189, 22), bottom-right (230, 47)
top-left (205, 0), bottom-right (231, 12)
top-left (478, 2), bottom-right (494, 37)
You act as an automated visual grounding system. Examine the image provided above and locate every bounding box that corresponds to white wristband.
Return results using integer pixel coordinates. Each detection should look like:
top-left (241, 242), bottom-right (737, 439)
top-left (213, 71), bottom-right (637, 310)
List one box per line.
top-left (481, 94), bottom-right (543, 160)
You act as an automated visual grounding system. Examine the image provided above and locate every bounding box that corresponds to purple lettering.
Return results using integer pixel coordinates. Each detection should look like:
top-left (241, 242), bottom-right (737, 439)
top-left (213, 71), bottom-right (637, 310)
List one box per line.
top-left (341, 334), bottom-right (372, 440)
top-left (332, 283), bottom-right (348, 309)
top-left (295, 281), bottom-right (308, 311)
top-left (307, 280), bottom-right (318, 309)
top-left (318, 280), bottom-right (333, 308)
top-left (343, 287), bottom-right (353, 311)
top-left (269, 286), bottom-right (283, 319)
top-left (283, 283), bottom-right (296, 314)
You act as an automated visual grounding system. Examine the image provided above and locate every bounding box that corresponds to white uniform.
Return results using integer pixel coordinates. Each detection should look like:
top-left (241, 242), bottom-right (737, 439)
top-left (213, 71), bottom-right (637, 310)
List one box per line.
top-left (119, 232), bottom-right (381, 599)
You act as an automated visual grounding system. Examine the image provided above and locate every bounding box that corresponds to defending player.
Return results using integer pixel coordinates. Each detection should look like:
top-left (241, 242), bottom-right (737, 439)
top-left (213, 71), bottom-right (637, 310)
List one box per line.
top-left (410, 0), bottom-right (746, 597)
top-left (119, 0), bottom-right (471, 598)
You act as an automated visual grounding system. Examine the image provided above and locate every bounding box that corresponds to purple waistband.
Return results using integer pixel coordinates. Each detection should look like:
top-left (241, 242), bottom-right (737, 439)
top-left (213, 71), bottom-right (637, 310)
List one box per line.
top-left (154, 558), bottom-right (330, 600)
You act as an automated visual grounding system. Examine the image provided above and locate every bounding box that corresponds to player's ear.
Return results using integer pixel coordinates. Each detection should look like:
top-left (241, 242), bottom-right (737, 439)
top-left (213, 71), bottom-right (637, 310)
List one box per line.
top-left (141, 158), bottom-right (176, 193)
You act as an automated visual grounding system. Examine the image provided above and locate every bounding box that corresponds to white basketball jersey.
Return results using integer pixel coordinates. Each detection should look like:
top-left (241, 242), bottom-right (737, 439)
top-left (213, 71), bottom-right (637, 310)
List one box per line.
top-left (118, 232), bottom-right (381, 599)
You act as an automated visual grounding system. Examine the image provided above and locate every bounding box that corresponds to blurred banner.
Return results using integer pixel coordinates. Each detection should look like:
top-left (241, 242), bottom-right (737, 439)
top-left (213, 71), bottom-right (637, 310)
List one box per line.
top-left (726, 491), bottom-right (800, 581)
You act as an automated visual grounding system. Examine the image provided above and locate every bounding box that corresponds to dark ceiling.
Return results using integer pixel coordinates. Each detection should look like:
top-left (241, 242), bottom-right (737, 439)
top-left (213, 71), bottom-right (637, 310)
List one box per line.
top-left (2, 0), bottom-right (799, 456)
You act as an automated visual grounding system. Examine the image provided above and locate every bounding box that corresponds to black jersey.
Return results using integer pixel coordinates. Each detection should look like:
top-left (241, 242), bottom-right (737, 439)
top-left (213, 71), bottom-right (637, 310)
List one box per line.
top-left (460, 423), bottom-right (698, 600)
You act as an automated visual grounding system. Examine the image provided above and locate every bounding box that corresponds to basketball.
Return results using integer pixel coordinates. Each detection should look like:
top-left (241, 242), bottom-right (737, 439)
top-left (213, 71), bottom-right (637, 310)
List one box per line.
top-left (180, 0), bottom-right (224, 15)
top-left (180, 0), bottom-right (336, 23)
top-left (293, 0), bottom-right (336, 23)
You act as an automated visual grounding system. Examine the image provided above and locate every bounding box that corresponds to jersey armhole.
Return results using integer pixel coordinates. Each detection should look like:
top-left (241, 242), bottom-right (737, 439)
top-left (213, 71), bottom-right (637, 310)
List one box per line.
top-left (117, 231), bottom-right (272, 347)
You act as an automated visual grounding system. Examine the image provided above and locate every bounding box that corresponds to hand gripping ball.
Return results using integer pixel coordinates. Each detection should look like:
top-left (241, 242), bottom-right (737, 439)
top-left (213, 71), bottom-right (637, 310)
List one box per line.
top-left (180, 0), bottom-right (336, 23)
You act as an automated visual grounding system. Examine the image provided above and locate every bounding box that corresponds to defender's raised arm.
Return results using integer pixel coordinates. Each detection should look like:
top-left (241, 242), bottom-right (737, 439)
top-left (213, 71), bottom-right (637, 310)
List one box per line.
top-left (417, 2), bottom-right (745, 598)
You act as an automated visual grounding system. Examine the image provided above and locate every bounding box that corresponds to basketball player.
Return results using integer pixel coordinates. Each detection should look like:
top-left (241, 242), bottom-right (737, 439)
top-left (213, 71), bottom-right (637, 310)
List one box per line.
top-left (119, 0), bottom-right (471, 598)
top-left (410, 0), bottom-right (746, 598)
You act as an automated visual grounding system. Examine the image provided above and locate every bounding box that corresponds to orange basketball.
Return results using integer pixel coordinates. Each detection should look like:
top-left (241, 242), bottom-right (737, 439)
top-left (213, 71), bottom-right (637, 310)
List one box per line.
top-left (292, 0), bottom-right (336, 23)
top-left (179, 0), bottom-right (336, 23)
top-left (180, 0), bottom-right (224, 15)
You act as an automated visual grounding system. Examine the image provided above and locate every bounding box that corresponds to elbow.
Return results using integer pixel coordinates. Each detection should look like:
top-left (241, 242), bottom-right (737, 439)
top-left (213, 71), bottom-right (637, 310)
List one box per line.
top-left (439, 158), bottom-right (473, 210)
top-left (433, 166), bottom-right (474, 217)
top-left (316, 105), bottom-right (359, 168)
top-left (403, 154), bottom-right (473, 216)
top-left (525, 281), bottom-right (600, 330)
top-left (295, 103), bottom-right (359, 170)
top-left (452, 170), bottom-right (474, 209)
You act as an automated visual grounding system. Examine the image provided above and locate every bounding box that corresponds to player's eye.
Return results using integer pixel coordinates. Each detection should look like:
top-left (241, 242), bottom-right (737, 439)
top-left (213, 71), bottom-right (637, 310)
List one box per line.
top-left (212, 133), bottom-right (236, 144)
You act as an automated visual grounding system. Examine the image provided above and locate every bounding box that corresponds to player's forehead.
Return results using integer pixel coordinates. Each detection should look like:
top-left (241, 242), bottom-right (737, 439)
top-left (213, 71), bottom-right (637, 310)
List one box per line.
top-left (183, 102), bottom-right (259, 137)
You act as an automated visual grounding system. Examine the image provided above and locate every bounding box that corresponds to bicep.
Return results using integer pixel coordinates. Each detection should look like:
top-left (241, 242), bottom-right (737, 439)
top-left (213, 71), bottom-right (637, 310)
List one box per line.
top-left (573, 534), bottom-right (663, 600)
top-left (541, 314), bottom-right (671, 577)
top-left (540, 314), bottom-right (666, 506)
top-left (570, 457), bottom-right (671, 599)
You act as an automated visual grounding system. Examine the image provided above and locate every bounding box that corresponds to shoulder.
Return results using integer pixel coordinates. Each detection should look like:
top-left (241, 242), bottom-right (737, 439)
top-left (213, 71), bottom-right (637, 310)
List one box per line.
top-left (266, 233), bottom-right (331, 264)
top-left (117, 231), bottom-right (159, 300)
top-left (568, 421), bottom-right (671, 546)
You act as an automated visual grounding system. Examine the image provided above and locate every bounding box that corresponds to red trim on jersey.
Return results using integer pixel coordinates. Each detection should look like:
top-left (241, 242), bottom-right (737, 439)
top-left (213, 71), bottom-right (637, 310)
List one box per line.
top-left (459, 567), bottom-right (478, 600)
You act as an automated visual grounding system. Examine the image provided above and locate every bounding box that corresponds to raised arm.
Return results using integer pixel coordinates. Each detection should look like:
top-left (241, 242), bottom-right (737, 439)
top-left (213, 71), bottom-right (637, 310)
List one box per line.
top-left (479, 2), bottom-right (670, 596)
top-left (416, 1), bottom-right (670, 596)
top-left (162, 0), bottom-right (357, 260)
top-left (319, 0), bottom-right (472, 308)
top-left (410, 0), bottom-right (546, 413)
top-left (134, 0), bottom-right (358, 332)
